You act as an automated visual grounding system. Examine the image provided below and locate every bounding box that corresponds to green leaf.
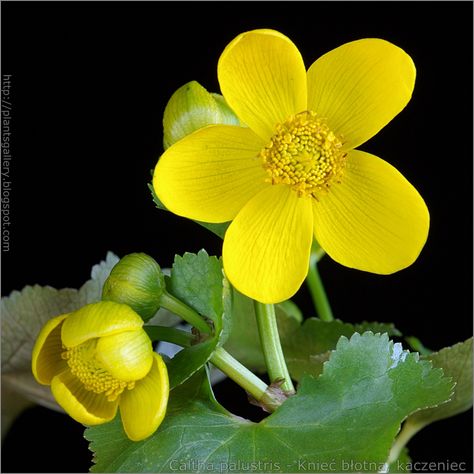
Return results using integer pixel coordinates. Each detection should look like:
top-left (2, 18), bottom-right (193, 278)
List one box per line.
top-left (148, 182), bottom-right (230, 239)
top-left (87, 332), bottom-right (452, 473)
top-left (354, 321), bottom-right (402, 337)
top-left (162, 81), bottom-right (240, 150)
top-left (1, 253), bottom-right (119, 415)
top-left (406, 338), bottom-right (472, 428)
top-left (165, 250), bottom-right (230, 388)
top-left (169, 250), bottom-right (223, 328)
top-left (281, 319), bottom-right (402, 381)
top-left (167, 339), bottom-right (218, 389)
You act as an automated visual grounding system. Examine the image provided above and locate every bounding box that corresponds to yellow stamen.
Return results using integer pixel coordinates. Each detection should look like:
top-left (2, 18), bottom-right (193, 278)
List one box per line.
top-left (260, 111), bottom-right (346, 198)
top-left (62, 340), bottom-right (135, 401)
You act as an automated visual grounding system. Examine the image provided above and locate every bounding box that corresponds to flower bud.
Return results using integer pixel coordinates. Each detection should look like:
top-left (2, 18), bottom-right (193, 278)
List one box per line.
top-left (163, 80), bottom-right (241, 149)
top-left (102, 253), bottom-right (165, 321)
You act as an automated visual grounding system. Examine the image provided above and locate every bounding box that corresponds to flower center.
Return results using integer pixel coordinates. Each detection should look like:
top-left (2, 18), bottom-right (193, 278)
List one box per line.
top-left (62, 340), bottom-right (135, 401)
top-left (259, 111), bottom-right (346, 197)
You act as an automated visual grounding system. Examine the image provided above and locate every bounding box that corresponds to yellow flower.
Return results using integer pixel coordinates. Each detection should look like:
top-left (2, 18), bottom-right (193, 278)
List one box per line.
top-left (153, 29), bottom-right (429, 304)
top-left (31, 301), bottom-right (169, 441)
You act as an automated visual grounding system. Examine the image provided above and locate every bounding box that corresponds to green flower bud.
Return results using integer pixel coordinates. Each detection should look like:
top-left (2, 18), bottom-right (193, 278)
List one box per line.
top-left (102, 253), bottom-right (165, 322)
top-left (163, 80), bottom-right (241, 149)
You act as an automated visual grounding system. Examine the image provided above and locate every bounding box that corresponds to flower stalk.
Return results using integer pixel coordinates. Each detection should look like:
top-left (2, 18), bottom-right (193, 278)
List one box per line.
top-left (387, 419), bottom-right (423, 464)
top-left (306, 251), bottom-right (334, 321)
top-left (254, 301), bottom-right (295, 393)
top-left (144, 325), bottom-right (196, 348)
top-left (210, 347), bottom-right (269, 404)
top-left (160, 291), bottom-right (212, 335)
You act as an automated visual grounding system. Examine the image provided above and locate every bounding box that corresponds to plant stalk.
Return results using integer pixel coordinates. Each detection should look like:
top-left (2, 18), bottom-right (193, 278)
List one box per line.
top-left (387, 419), bottom-right (424, 464)
top-left (306, 253), bottom-right (334, 321)
top-left (144, 325), bottom-right (195, 347)
top-left (160, 291), bottom-right (212, 335)
top-left (254, 301), bottom-right (295, 393)
top-left (210, 347), bottom-right (270, 403)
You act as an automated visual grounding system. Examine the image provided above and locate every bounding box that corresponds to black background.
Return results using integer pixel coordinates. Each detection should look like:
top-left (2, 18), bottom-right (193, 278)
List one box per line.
top-left (1, 1), bottom-right (473, 472)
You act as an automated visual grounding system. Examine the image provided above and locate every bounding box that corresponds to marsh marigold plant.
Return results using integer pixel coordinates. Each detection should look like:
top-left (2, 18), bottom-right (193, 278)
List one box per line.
top-left (31, 301), bottom-right (169, 441)
top-left (153, 29), bottom-right (429, 303)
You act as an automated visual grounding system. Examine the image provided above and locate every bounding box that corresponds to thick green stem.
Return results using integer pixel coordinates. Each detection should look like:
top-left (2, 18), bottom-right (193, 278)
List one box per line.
top-left (144, 325), bottom-right (195, 347)
top-left (387, 419), bottom-right (424, 464)
top-left (254, 302), bottom-right (295, 393)
top-left (160, 291), bottom-right (212, 335)
top-left (307, 253), bottom-right (334, 321)
top-left (210, 347), bottom-right (269, 402)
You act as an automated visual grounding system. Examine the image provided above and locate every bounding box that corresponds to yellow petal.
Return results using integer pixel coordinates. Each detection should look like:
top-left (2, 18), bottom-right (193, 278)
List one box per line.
top-left (95, 329), bottom-right (153, 382)
top-left (119, 353), bottom-right (169, 441)
top-left (218, 29), bottom-right (307, 142)
top-left (153, 125), bottom-right (269, 223)
top-left (307, 39), bottom-right (416, 151)
top-left (61, 301), bottom-right (143, 349)
top-left (223, 185), bottom-right (313, 303)
top-left (32, 314), bottom-right (69, 385)
top-left (51, 369), bottom-right (118, 425)
top-left (313, 150), bottom-right (429, 274)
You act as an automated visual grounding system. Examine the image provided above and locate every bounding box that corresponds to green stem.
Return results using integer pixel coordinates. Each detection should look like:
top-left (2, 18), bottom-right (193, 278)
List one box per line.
top-left (210, 347), bottom-right (269, 403)
top-left (387, 419), bottom-right (424, 464)
top-left (313, 246), bottom-right (326, 263)
top-left (254, 302), bottom-right (295, 393)
top-left (144, 325), bottom-right (195, 347)
top-left (160, 291), bottom-right (212, 335)
top-left (306, 253), bottom-right (334, 321)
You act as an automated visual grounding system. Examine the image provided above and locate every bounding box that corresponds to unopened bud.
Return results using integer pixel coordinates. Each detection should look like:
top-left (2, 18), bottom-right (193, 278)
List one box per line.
top-left (163, 80), bottom-right (241, 149)
top-left (102, 253), bottom-right (165, 321)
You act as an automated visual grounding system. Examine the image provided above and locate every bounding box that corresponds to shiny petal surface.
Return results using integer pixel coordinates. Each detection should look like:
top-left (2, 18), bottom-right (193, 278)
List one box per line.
top-left (51, 369), bottom-right (118, 425)
top-left (119, 353), bottom-right (169, 441)
top-left (307, 39), bottom-right (416, 150)
top-left (313, 150), bottom-right (429, 274)
top-left (154, 125), bottom-right (268, 223)
top-left (61, 301), bottom-right (143, 349)
top-left (96, 329), bottom-right (153, 382)
top-left (32, 314), bottom-right (68, 385)
top-left (218, 29), bottom-right (307, 141)
top-left (223, 185), bottom-right (313, 303)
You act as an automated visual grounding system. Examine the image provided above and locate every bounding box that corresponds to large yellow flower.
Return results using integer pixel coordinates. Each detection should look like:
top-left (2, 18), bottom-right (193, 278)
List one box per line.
top-left (32, 301), bottom-right (169, 441)
top-left (154, 29), bottom-right (429, 304)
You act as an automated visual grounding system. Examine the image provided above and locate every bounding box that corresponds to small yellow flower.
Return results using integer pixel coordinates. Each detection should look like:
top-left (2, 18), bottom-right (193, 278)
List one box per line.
top-left (31, 301), bottom-right (169, 441)
top-left (153, 29), bottom-right (429, 304)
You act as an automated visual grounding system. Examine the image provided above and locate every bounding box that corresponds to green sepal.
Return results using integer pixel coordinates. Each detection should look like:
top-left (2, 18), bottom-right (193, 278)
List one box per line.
top-left (163, 80), bottom-right (240, 149)
top-left (102, 253), bottom-right (165, 322)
